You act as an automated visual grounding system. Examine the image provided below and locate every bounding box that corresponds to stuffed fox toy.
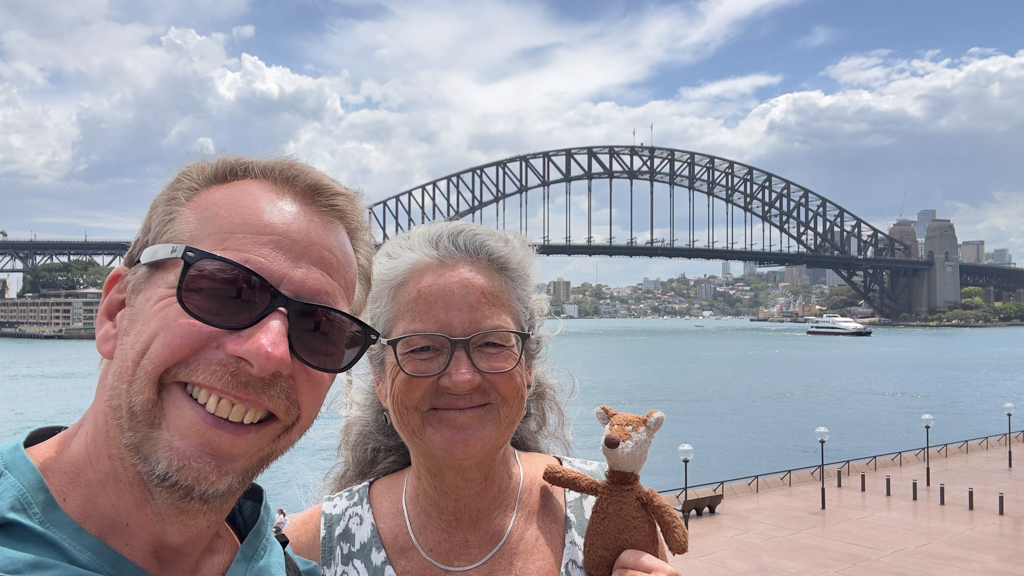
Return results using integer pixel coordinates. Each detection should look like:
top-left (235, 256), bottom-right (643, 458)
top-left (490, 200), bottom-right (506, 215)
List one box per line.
top-left (543, 406), bottom-right (688, 576)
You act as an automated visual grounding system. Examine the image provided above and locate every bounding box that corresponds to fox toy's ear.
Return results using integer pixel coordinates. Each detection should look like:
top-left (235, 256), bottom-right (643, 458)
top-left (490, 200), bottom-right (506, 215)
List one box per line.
top-left (644, 410), bottom-right (665, 434)
top-left (595, 405), bottom-right (616, 426)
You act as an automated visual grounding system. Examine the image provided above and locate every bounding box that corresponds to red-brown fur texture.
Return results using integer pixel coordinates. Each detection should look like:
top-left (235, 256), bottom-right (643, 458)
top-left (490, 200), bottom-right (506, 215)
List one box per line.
top-left (543, 406), bottom-right (688, 576)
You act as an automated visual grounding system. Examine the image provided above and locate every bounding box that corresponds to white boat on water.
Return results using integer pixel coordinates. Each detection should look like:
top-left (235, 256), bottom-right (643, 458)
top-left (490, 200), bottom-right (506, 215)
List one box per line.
top-left (806, 314), bottom-right (873, 336)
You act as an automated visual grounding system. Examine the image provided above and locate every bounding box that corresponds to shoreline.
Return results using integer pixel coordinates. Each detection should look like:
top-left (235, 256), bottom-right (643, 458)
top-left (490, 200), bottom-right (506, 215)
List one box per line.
top-left (0, 330), bottom-right (95, 340)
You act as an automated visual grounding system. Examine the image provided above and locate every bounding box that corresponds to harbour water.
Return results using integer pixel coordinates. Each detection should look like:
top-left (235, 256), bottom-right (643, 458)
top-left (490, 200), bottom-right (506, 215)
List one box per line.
top-left (2, 318), bottom-right (1021, 515)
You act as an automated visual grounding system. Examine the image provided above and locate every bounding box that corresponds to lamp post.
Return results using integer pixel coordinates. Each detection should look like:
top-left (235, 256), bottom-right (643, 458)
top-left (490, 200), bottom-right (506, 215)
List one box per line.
top-left (815, 427), bottom-right (829, 510)
top-left (1005, 403), bottom-right (1015, 469)
top-left (678, 443), bottom-right (694, 528)
top-left (921, 414), bottom-right (933, 486)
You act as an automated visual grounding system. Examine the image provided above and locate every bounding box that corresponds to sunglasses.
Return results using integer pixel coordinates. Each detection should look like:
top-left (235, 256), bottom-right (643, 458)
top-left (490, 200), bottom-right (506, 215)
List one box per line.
top-left (138, 244), bottom-right (379, 373)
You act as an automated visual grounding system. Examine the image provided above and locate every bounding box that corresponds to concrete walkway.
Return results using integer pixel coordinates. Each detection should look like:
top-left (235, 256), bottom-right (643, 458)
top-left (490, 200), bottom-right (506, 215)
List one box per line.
top-left (667, 436), bottom-right (1021, 575)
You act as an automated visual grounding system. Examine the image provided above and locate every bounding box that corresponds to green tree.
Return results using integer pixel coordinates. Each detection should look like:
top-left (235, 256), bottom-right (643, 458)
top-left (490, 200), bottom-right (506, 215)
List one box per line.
top-left (995, 301), bottom-right (1024, 322)
top-left (961, 286), bottom-right (984, 300)
top-left (959, 297), bottom-right (987, 311)
top-left (821, 285), bottom-right (861, 311)
top-left (20, 260), bottom-right (111, 296)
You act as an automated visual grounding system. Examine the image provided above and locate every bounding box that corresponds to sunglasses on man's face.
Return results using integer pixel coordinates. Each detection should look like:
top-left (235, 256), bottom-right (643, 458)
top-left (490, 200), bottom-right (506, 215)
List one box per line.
top-left (138, 244), bottom-right (379, 374)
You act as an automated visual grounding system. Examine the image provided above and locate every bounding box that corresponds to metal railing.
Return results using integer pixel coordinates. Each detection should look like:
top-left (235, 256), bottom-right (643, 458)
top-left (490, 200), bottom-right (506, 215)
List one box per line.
top-left (658, 429), bottom-right (1022, 500)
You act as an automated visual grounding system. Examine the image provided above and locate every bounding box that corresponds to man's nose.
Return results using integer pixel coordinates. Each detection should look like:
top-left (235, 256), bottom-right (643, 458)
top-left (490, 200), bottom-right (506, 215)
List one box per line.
top-left (223, 308), bottom-right (293, 376)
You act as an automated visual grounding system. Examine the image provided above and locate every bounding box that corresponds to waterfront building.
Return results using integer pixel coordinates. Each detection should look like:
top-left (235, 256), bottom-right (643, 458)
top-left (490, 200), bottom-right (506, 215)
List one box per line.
top-left (548, 277), bottom-right (571, 302)
top-left (0, 276), bottom-right (10, 299)
top-left (784, 265), bottom-right (810, 286)
top-left (825, 269), bottom-right (841, 288)
top-left (0, 288), bottom-right (102, 331)
top-left (960, 240), bottom-right (984, 263)
top-left (992, 248), bottom-right (1013, 266)
top-left (642, 277), bottom-right (661, 291)
top-left (914, 209), bottom-right (936, 239)
top-left (698, 283), bottom-right (715, 299)
top-left (808, 268), bottom-right (827, 285)
top-left (742, 261), bottom-right (757, 276)
top-left (562, 303), bottom-right (579, 318)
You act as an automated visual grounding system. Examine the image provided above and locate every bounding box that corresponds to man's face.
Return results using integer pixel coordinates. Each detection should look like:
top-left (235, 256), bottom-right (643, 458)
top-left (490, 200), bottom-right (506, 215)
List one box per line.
top-left (98, 180), bottom-right (359, 506)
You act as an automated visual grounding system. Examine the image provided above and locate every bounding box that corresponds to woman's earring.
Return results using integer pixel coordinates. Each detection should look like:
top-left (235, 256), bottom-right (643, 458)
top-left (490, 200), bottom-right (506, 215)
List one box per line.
top-left (382, 410), bottom-right (392, 427)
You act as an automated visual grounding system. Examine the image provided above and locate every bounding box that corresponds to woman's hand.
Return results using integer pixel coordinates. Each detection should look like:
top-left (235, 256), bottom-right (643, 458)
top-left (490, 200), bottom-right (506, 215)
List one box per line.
top-left (611, 549), bottom-right (681, 576)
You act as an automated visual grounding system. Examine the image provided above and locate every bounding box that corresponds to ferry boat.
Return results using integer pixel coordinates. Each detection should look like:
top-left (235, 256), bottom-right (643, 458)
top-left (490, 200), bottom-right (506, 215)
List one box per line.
top-left (806, 314), bottom-right (873, 336)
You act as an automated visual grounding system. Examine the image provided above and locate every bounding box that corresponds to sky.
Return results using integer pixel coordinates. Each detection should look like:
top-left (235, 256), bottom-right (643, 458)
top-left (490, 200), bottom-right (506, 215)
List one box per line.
top-left (3, 0), bottom-right (1024, 289)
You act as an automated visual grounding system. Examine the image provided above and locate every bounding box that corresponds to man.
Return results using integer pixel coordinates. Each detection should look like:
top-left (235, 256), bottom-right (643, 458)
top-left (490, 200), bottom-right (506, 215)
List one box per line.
top-left (0, 156), bottom-right (377, 575)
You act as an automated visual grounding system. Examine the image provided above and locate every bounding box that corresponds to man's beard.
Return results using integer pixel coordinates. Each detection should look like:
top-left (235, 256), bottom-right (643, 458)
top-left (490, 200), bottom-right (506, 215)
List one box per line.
top-left (108, 356), bottom-right (305, 509)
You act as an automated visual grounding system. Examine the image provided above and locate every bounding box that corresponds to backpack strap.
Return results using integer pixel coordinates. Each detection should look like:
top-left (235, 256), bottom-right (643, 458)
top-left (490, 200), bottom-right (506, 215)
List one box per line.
top-left (274, 532), bottom-right (304, 576)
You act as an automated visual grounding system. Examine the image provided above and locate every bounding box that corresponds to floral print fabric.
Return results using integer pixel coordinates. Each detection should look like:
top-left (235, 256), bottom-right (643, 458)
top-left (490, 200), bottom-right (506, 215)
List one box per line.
top-left (320, 456), bottom-right (605, 576)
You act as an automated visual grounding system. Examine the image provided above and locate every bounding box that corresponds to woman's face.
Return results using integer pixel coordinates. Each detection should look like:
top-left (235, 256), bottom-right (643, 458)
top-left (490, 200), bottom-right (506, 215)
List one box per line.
top-left (376, 262), bottom-right (532, 466)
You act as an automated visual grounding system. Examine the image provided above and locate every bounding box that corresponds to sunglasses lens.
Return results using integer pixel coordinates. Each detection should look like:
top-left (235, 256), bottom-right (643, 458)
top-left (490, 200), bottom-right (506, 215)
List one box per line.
top-left (177, 253), bottom-right (372, 373)
top-left (180, 259), bottom-right (272, 328)
top-left (289, 305), bottom-right (370, 372)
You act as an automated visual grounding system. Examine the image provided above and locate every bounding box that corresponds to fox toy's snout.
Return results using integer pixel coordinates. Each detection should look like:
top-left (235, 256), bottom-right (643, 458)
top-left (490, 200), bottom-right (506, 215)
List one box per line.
top-left (603, 433), bottom-right (621, 449)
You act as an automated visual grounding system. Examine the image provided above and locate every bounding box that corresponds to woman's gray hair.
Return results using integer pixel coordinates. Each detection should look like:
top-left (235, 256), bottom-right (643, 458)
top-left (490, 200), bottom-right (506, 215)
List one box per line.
top-left (327, 221), bottom-right (571, 492)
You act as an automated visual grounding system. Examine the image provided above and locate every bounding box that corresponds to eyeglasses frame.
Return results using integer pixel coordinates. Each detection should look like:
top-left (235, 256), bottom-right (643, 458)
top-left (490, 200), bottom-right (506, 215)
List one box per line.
top-left (138, 243), bottom-right (379, 374)
top-left (379, 329), bottom-right (532, 377)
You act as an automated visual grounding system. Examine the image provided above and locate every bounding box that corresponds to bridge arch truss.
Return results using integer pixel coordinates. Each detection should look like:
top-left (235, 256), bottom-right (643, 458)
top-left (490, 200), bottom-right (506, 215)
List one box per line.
top-left (370, 146), bottom-right (918, 315)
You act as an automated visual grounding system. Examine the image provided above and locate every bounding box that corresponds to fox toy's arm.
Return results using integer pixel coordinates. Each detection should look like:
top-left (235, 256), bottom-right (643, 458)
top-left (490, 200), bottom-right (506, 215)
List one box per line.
top-left (641, 488), bottom-right (689, 555)
top-left (543, 464), bottom-right (603, 496)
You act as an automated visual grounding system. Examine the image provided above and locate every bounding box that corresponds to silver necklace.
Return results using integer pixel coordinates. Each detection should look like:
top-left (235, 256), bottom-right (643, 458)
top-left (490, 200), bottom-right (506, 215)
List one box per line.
top-left (402, 449), bottom-right (523, 572)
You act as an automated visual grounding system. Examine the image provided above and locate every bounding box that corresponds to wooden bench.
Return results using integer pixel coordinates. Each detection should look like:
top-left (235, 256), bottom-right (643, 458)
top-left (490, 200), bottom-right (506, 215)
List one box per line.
top-left (678, 493), bottom-right (724, 517)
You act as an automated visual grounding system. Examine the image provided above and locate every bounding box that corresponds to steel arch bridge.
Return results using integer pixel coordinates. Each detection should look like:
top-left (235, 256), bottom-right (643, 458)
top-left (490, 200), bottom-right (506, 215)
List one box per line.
top-left (369, 145), bottom-right (924, 316)
top-left (0, 239), bottom-right (130, 273)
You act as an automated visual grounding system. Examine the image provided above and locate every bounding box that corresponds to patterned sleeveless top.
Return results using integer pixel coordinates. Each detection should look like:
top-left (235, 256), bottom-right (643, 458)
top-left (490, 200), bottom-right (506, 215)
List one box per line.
top-left (320, 457), bottom-right (604, 576)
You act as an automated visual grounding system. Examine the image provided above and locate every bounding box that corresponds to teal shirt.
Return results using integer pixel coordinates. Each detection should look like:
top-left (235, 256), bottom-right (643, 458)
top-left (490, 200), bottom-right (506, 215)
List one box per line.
top-left (0, 427), bottom-right (319, 576)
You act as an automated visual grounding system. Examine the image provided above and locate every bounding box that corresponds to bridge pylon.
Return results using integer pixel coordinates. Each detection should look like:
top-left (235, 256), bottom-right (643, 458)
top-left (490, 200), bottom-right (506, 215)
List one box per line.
top-left (915, 220), bottom-right (961, 315)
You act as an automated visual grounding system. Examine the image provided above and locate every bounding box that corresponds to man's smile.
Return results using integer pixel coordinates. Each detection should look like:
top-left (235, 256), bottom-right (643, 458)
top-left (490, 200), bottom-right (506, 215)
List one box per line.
top-left (184, 383), bottom-right (271, 424)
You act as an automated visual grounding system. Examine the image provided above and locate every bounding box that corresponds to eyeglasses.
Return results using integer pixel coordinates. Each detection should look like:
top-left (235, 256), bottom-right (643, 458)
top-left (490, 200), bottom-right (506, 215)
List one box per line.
top-left (138, 244), bottom-right (379, 374)
top-left (380, 330), bottom-right (532, 377)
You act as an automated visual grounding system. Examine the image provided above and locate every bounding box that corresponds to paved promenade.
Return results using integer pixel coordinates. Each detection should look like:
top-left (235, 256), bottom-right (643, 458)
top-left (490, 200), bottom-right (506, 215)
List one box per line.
top-left (667, 436), bottom-right (1021, 575)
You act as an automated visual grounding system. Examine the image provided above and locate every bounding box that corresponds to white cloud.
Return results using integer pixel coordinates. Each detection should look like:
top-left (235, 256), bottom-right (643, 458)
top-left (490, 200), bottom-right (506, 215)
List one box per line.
top-left (2, 0), bottom-right (1024, 289)
top-left (33, 210), bottom-right (142, 232)
top-left (191, 137), bottom-right (216, 154)
top-left (313, 0), bottom-right (800, 112)
top-left (231, 25), bottom-right (255, 40)
top-left (679, 74), bottom-right (784, 101)
top-left (796, 25), bottom-right (838, 49)
top-left (949, 191), bottom-right (1024, 257)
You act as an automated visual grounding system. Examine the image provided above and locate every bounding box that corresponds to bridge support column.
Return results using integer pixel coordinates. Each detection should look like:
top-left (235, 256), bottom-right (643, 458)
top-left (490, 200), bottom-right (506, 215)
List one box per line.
top-left (1016, 288), bottom-right (1024, 303)
top-left (921, 220), bottom-right (961, 312)
top-left (888, 221), bottom-right (921, 317)
top-left (983, 286), bottom-right (995, 305)
top-left (912, 272), bottom-right (929, 317)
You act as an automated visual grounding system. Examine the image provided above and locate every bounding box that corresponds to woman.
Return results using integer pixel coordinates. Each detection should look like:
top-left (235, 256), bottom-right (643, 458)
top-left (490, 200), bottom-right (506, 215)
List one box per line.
top-left (273, 509), bottom-right (289, 534)
top-left (288, 222), bottom-right (679, 576)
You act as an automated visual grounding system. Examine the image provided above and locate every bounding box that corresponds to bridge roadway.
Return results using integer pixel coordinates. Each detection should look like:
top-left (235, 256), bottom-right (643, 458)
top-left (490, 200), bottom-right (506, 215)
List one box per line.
top-left (0, 239), bottom-right (131, 273)
top-left (3, 239), bottom-right (939, 273)
top-left (536, 244), bottom-right (933, 271)
top-left (7, 238), bottom-right (1023, 290)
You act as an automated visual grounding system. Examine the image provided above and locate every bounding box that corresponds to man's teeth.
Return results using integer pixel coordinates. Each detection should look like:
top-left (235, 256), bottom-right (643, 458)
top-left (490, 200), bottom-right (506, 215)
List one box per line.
top-left (185, 384), bottom-right (269, 424)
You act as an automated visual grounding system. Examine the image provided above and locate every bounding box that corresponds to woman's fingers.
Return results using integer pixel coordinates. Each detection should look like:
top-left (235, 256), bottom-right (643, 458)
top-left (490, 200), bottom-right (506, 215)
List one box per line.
top-left (611, 549), bottom-right (681, 576)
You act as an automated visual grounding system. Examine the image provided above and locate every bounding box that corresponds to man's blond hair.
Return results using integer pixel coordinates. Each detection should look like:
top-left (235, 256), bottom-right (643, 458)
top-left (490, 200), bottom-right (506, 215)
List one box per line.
top-left (124, 155), bottom-right (372, 314)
